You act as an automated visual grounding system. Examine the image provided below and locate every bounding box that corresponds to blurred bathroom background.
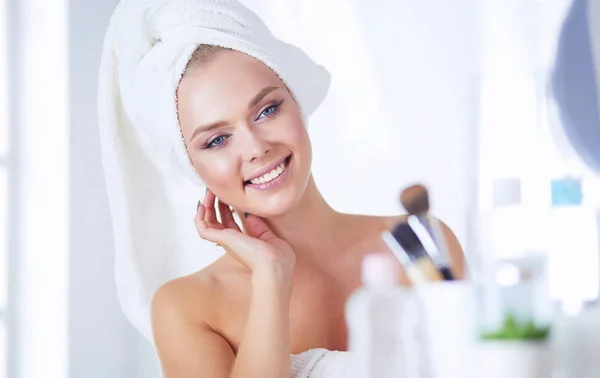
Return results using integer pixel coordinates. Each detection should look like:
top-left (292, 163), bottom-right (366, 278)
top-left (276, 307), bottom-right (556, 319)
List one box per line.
top-left (1, 0), bottom-right (598, 377)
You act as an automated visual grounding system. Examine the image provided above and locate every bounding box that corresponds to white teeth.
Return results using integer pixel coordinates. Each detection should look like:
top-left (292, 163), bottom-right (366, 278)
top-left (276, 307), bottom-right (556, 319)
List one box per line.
top-left (250, 160), bottom-right (287, 185)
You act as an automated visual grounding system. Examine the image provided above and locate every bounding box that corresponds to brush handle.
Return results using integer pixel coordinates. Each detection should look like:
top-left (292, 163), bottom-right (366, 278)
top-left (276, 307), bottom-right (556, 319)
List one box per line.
top-left (414, 258), bottom-right (444, 282)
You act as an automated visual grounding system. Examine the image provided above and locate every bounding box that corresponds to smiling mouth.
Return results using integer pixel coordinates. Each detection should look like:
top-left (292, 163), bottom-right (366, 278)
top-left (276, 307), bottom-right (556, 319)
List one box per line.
top-left (244, 155), bottom-right (292, 186)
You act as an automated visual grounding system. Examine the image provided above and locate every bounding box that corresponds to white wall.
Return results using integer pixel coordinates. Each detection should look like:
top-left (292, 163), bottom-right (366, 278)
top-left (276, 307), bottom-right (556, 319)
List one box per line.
top-left (68, 0), bottom-right (160, 377)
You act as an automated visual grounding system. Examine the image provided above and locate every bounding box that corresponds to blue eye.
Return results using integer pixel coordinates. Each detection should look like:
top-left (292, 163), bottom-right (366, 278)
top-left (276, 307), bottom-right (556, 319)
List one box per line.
top-left (205, 135), bottom-right (229, 149)
top-left (262, 106), bottom-right (276, 117)
top-left (256, 100), bottom-right (283, 120)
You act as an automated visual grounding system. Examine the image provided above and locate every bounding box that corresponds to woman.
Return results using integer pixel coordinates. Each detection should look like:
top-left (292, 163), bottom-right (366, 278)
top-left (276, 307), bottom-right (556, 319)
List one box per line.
top-left (98, 1), bottom-right (465, 377)
top-left (150, 45), bottom-right (465, 377)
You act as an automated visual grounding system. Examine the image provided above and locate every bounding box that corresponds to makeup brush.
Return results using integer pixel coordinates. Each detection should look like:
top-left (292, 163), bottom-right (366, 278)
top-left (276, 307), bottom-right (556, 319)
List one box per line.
top-left (400, 184), bottom-right (430, 217)
top-left (381, 228), bottom-right (427, 285)
top-left (384, 222), bottom-right (443, 283)
top-left (400, 184), bottom-right (455, 281)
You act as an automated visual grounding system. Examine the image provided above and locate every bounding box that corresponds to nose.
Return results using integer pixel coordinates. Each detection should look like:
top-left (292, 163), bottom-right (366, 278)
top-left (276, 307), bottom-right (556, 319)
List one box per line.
top-left (240, 128), bottom-right (271, 162)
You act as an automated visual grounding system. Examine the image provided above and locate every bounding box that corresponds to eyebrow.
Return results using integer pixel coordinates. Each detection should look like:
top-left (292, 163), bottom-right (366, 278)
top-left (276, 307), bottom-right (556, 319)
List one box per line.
top-left (189, 86), bottom-right (280, 142)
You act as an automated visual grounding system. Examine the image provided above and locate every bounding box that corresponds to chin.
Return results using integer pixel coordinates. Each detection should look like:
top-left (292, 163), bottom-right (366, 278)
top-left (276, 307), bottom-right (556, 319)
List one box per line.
top-left (248, 191), bottom-right (302, 218)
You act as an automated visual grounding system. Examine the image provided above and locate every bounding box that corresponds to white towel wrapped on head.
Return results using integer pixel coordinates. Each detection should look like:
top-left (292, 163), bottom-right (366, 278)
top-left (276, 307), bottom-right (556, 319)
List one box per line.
top-left (98, 0), bottom-right (330, 341)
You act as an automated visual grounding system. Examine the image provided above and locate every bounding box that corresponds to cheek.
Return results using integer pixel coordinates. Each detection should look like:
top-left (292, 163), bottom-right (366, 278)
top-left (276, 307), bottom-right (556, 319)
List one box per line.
top-left (193, 156), bottom-right (239, 189)
top-left (280, 114), bottom-right (309, 147)
top-left (291, 123), bottom-right (311, 155)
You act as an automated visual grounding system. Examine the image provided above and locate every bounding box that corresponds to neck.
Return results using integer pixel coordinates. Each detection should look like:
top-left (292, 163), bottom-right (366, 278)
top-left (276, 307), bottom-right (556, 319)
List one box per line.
top-left (263, 175), bottom-right (344, 260)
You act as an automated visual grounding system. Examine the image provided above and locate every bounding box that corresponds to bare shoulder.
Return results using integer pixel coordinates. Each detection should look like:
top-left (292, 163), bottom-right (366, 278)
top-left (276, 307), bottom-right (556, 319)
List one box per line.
top-left (152, 256), bottom-right (247, 326)
top-left (151, 258), bottom-right (246, 376)
top-left (151, 265), bottom-right (219, 328)
top-left (349, 213), bottom-right (406, 232)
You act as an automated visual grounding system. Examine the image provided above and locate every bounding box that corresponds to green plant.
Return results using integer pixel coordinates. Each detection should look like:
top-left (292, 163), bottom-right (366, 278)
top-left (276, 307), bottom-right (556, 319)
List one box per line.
top-left (480, 313), bottom-right (551, 341)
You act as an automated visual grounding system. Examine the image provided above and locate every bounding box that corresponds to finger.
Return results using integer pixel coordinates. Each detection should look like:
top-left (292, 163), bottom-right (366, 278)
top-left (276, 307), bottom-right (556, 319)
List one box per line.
top-left (218, 200), bottom-right (241, 231)
top-left (207, 227), bottom-right (263, 254)
top-left (243, 214), bottom-right (278, 243)
top-left (195, 203), bottom-right (206, 222)
top-left (202, 189), bottom-right (219, 225)
top-left (194, 204), bottom-right (208, 234)
top-left (195, 224), bottom-right (246, 250)
top-left (194, 204), bottom-right (226, 242)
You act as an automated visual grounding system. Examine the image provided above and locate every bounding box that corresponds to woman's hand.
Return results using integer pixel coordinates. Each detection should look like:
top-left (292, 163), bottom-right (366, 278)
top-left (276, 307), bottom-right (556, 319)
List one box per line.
top-left (194, 190), bottom-right (296, 279)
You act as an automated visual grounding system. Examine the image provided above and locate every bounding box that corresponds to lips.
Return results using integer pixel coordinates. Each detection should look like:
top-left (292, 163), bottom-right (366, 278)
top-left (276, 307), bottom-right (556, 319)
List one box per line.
top-left (244, 155), bottom-right (291, 185)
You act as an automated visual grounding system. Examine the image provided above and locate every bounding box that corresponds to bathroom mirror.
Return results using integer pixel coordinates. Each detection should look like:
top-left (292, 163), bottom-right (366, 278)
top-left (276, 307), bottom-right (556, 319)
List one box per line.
top-left (551, 0), bottom-right (600, 174)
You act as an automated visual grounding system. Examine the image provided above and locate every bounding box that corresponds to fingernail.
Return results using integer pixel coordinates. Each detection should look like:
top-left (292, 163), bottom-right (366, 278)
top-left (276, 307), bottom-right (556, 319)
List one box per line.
top-left (197, 200), bottom-right (201, 210)
top-left (244, 212), bottom-right (249, 218)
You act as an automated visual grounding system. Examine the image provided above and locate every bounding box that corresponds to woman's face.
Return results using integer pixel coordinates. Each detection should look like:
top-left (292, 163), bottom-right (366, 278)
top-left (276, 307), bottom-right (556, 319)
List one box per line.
top-left (177, 50), bottom-right (312, 217)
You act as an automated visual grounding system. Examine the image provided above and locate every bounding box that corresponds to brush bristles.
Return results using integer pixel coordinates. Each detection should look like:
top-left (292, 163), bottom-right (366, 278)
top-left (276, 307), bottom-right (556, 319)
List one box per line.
top-left (391, 222), bottom-right (423, 252)
top-left (400, 184), bottom-right (430, 215)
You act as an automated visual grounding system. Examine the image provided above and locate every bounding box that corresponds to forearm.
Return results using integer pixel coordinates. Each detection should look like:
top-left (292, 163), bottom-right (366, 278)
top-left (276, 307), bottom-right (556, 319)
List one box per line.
top-left (230, 265), bottom-right (293, 378)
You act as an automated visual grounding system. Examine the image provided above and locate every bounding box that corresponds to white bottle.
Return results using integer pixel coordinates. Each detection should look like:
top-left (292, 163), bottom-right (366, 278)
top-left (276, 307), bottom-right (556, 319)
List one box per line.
top-left (552, 301), bottom-right (600, 378)
top-left (346, 253), bottom-right (408, 378)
